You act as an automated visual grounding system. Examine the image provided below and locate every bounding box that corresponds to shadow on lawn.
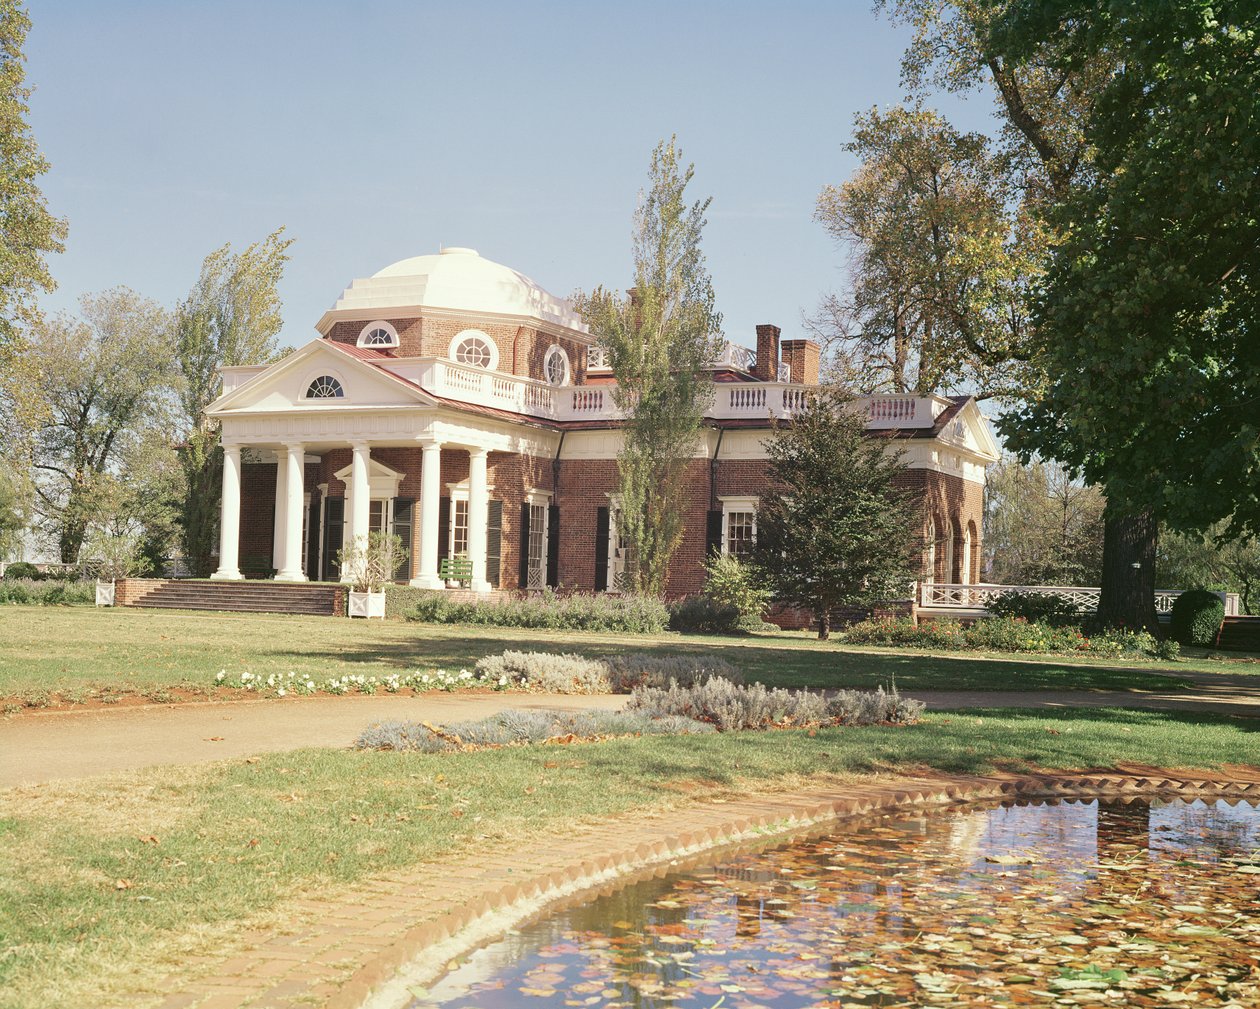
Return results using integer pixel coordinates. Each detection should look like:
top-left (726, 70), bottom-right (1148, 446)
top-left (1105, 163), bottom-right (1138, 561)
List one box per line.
top-left (267, 632), bottom-right (1194, 694)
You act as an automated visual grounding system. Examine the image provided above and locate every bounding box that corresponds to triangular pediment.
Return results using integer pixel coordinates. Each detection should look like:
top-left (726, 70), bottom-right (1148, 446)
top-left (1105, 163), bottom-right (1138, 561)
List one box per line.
top-left (944, 399), bottom-right (1002, 462)
top-left (207, 339), bottom-right (436, 416)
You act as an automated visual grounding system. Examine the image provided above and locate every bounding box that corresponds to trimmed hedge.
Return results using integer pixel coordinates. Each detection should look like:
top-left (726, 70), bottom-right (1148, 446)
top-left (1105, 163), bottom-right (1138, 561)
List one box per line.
top-left (843, 615), bottom-right (1168, 659)
top-left (1169, 589), bottom-right (1225, 647)
top-left (986, 590), bottom-right (1081, 627)
top-left (405, 587), bottom-right (670, 634)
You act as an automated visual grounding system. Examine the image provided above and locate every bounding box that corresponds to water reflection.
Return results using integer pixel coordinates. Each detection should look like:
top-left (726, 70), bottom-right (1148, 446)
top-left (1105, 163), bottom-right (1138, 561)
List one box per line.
top-left (411, 798), bottom-right (1260, 1008)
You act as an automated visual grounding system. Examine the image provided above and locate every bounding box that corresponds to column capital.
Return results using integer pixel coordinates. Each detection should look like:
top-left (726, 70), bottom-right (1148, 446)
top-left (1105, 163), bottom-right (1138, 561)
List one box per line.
top-left (468, 446), bottom-right (490, 461)
top-left (351, 440), bottom-right (371, 451)
top-left (285, 441), bottom-right (305, 452)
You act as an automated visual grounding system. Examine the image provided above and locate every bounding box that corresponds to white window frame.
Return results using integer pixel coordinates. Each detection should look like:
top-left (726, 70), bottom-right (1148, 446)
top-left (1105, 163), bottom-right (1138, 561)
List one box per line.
top-left (302, 371), bottom-right (347, 400)
top-left (605, 493), bottom-right (632, 594)
top-left (543, 344), bottom-right (570, 386)
top-left (524, 490), bottom-right (552, 590)
top-left (719, 495), bottom-right (758, 557)
top-left (448, 329), bottom-right (500, 371)
top-left (356, 320), bottom-right (400, 349)
top-left (446, 480), bottom-right (495, 560)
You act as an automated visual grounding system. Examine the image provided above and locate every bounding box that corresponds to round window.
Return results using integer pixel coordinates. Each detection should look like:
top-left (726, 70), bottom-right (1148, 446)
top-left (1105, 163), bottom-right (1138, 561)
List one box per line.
top-left (305, 375), bottom-right (344, 399)
top-left (455, 335), bottom-right (494, 368)
top-left (544, 345), bottom-right (570, 386)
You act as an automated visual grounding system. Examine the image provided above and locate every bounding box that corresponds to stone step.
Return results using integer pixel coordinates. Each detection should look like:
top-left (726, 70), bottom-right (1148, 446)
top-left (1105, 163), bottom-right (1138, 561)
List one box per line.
top-left (1215, 615), bottom-right (1260, 652)
top-left (118, 578), bottom-right (343, 617)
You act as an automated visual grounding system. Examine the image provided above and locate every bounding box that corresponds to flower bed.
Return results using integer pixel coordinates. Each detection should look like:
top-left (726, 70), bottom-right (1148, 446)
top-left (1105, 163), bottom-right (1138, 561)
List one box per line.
top-left (842, 616), bottom-right (1173, 659)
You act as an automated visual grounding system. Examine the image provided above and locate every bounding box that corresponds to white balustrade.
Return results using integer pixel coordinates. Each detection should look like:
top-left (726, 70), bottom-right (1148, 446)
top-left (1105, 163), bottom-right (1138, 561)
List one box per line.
top-left (918, 583), bottom-right (1239, 617)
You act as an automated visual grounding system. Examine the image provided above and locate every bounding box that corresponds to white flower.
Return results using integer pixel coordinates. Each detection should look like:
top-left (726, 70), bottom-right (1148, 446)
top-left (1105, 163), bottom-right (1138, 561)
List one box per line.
top-left (215, 670), bottom-right (226, 682)
top-left (277, 688), bottom-right (286, 697)
top-left (498, 676), bottom-right (507, 686)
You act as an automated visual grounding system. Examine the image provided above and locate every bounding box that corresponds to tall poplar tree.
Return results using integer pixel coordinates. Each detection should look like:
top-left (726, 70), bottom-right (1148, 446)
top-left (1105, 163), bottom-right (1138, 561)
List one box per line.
top-left (176, 229), bottom-right (292, 575)
top-left (578, 139), bottom-right (722, 595)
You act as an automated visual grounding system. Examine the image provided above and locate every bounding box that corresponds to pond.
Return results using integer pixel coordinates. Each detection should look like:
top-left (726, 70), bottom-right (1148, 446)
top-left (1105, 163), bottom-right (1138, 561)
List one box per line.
top-left (408, 796), bottom-right (1260, 1008)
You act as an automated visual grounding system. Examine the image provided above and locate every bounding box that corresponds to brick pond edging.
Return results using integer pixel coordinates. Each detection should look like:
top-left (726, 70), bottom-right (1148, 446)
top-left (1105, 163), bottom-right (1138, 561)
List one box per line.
top-left (152, 765), bottom-right (1260, 1009)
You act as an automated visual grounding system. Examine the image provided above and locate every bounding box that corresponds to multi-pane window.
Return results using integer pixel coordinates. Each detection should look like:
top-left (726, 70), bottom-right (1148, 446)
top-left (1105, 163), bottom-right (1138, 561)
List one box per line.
top-left (454, 335), bottom-right (493, 368)
top-left (725, 511), bottom-right (756, 558)
top-left (361, 327), bottom-right (394, 347)
top-left (305, 375), bottom-right (344, 399)
top-left (526, 502), bottom-right (547, 589)
top-left (450, 499), bottom-right (469, 557)
top-left (368, 499), bottom-right (387, 534)
top-left (544, 346), bottom-right (569, 386)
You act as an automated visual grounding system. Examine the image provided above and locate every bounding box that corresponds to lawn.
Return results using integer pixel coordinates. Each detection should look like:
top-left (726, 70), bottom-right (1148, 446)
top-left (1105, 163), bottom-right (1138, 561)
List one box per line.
top-left (1, 705), bottom-right (1256, 1009)
top-left (0, 606), bottom-right (1217, 706)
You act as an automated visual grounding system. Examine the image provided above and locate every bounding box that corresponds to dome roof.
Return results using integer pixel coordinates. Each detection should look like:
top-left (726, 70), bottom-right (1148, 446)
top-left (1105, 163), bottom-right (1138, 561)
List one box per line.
top-left (320, 247), bottom-right (588, 336)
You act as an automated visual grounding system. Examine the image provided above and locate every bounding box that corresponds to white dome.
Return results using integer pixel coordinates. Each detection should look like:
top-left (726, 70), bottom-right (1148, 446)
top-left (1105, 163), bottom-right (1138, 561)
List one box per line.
top-left (321, 247), bottom-right (588, 335)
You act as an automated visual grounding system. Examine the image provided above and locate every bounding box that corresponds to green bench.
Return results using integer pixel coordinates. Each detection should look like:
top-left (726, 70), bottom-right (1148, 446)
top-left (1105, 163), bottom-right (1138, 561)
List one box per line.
top-left (439, 556), bottom-right (473, 585)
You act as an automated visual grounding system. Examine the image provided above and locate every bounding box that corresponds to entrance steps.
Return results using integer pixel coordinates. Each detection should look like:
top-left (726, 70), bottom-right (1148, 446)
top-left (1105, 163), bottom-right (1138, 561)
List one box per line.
top-left (116, 578), bottom-right (344, 617)
top-left (1216, 615), bottom-right (1260, 653)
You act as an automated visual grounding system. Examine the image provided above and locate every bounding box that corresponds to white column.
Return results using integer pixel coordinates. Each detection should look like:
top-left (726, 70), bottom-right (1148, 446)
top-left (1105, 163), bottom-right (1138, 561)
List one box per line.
top-left (344, 442), bottom-right (371, 583)
top-left (271, 450), bottom-right (288, 574)
top-left (211, 444), bottom-right (243, 580)
top-left (410, 441), bottom-right (445, 589)
top-left (275, 443), bottom-right (307, 581)
top-left (467, 447), bottom-right (491, 593)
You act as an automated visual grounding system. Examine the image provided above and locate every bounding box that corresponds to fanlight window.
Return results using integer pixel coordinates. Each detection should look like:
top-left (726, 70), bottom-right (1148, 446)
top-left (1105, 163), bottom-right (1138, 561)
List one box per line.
top-left (454, 334), bottom-right (494, 368)
top-left (361, 327), bottom-right (394, 347)
top-left (305, 375), bottom-right (344, 399)
top-left (544, 345), bottom-right (569, 386)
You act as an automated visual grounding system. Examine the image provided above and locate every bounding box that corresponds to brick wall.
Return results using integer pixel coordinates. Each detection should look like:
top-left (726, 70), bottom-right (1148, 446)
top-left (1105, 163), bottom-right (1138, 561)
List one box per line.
top-left (325, 314), bottom-right (588, 385)
top-left (240, 462), bottom-right (276, 577)
top-left (780, 339), bottom-right (821, 385)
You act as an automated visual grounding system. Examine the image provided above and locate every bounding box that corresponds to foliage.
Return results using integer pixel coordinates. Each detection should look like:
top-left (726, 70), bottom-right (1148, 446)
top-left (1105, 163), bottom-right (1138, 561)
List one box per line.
top-left (2, 560), bottom-right (37, 580)
top-left (20, 289), bottom-right (179, 563)
top-left (813, 104), bottom-right (1041, 398)
top-left (844, 615), bottom-right (1166, 659)
top-left (986, 590), bottom-right (1082, 627)
top-left (994, 5), bottom-right (1260, 591)
top-left (80, 524), bottom-right (148, 581)
top-left (984, 455), bottom-right (1105, 585)
top-left (1168, 590), bottom-right (1225, 649)
top-left (0, 578), bottom-right (92, 606)
top-left (336, 531), bottom-right (407, 593)
top-left (702, 552), bottom-right (773, 627)
top-left (575, 138), bottom-right (722, 595)
top-left (473, 649), bottom-right (741, 694)
top-left (0, 0), bottom-right (67, 366)
top-left (175, 230), bottom-right (292, 576)
top-left (827, 684), bottom-right (926, 725)
top-left (667, 594), bottom-right (741, 634)
top-left (0, 468), bottom-right (24, 560)
top-left (406, 587), bottom-right (670, 634)
top-left (754, 389), bottom-right (918, 639)
top-left (1159, 524), bottom-right (1260, 615)
top-left (356, 709), bottom-right (715, 753)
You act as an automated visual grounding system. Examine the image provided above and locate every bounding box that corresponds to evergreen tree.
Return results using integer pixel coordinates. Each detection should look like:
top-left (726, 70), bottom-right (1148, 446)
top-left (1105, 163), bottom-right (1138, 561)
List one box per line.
top-left (754, 390), bottom-right (919, 639)
top-left (578, 139), bottom-right (721, 595)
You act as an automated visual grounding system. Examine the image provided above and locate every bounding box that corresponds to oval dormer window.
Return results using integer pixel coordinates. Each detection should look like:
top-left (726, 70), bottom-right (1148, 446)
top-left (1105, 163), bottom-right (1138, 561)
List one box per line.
top-left (544, 344), bottom-right (570, 386)
top-left (305, 375), bottom-right (344, 399)
top-left (357, 321), bottom-right (399, 348)
top-left (451, 330), bottom-right (497, 369)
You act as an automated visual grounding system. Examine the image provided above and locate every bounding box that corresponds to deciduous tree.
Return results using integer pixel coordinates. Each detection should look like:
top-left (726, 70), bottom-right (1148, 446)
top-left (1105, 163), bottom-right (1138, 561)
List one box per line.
top-left (576, 139), bottom-right (721, 595)
top-left (175, 229), bottom-right (292, 576)
top-left (754, 390), bottom-right (919, 639)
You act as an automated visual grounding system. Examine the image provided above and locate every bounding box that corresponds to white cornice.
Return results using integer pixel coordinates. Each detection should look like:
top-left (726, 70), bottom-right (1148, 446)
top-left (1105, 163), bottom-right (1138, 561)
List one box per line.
top-left (314, 304), bottom-right (593, 345)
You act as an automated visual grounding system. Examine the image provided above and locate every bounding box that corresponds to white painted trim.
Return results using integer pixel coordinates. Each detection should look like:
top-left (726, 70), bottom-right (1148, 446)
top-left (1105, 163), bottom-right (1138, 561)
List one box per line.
top-left (543, 344), bottom-right (570, 386)
top-left (448, 329), bottom-right (500, 371)
top-left (299, 366), bottom-right (349, 403)
top-left (719, 496), bottom-right (759, 556)
top-left (356, 320), bottom-right (400, 349)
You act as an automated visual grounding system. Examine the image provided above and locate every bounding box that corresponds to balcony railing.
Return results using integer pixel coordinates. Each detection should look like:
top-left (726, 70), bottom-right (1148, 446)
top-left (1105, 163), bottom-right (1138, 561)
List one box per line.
top-left (587, 340), bottom-right (788, 381)
top-left (919, 582), bottom-right (1241, 617)
top-left (397, 357), bottom-right (948, 426)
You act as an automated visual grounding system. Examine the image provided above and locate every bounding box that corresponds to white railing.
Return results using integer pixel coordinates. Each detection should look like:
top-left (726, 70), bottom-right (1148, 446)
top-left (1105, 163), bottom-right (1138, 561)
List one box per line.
top-left (587, 340), bottom-right (760, 375)
top-left (388, 357), bottom-right (946, 426)
top-left (919, 583), bottom-right (1240, 617)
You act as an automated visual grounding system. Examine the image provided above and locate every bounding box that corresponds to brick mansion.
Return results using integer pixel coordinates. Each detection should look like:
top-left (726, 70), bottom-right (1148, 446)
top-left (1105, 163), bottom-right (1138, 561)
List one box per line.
top-left (206, 247), bottom-right (999, 597)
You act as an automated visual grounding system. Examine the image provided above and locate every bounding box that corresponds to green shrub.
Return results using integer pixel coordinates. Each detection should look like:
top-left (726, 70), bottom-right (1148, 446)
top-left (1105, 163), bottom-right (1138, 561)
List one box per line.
top-left (0, 579), bottom-right (93, 606)
top-left (2, 562), bottom-right (41, 581)
top-left (1169, 589), bottom-right (1225, 647)
top-left (842, 616), bottom-right (967, 650)
top-left (702, 553), bottom-right (773, 623)
top-left (667, 594), bottom-right (741, 634)
top-left (472, 649), bottom-right (742, 693)
top-left (629, 677), bottom-right (829, 730)
top-left (827, 684), bottom-right (926, 725)
top-left (406, 587), bottom-right (669, 634)
top-left (986, 590), bottom-right (1081, 627)
top-left (963, 616), bottom-right (1085, 653)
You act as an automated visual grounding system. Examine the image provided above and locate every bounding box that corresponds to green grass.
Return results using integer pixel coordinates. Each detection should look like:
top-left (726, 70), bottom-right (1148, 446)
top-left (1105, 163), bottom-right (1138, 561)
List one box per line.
top-left (1, 705), bottom-right (1256, 1008)
top-left (0, 606), bottom-right (1231, 706)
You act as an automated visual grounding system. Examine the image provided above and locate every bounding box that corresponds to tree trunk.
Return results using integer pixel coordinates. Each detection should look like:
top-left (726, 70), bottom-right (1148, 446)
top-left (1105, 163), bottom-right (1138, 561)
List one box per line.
top-left (1098, 504), bottom-right (1160, 634)
top-left (816, 608), bottom-right (831, 641)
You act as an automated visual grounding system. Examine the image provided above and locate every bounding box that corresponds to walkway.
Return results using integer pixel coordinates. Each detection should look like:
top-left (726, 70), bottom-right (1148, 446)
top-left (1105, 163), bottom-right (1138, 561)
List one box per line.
top-left (3, 669), bottom-right (1257, 788)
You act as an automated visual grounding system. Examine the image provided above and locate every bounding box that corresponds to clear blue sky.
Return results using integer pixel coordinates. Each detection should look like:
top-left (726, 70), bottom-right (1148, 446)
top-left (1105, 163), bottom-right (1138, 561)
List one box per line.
top-left (26, 1), bottom-right (990, 352)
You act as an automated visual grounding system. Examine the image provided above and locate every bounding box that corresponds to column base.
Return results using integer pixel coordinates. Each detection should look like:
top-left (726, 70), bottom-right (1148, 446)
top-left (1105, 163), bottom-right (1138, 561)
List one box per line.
top-left (274, 570), bottom-right (308, 583)
top-left (210, 569), bottom-right (243, 581)
top-left (409, 575), bottom-right (446, 590)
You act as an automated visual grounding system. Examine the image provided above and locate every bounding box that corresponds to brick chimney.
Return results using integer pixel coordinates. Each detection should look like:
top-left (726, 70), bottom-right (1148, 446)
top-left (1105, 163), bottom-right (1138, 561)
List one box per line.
top-left (780, 339), bottom-right (821, 385)
top-left (753, 324), bottom-right (780, 381)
